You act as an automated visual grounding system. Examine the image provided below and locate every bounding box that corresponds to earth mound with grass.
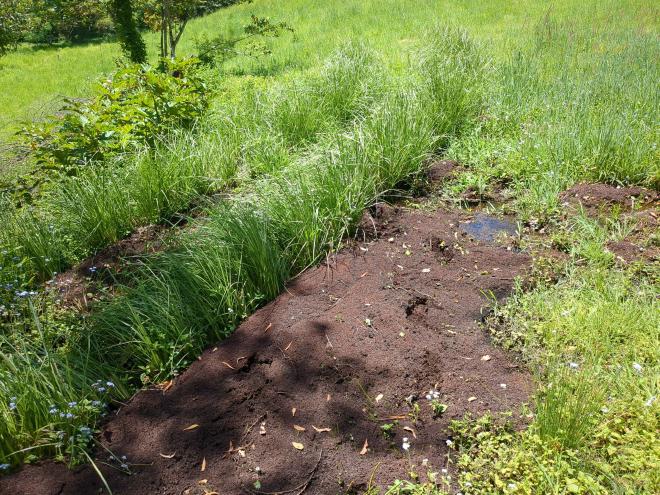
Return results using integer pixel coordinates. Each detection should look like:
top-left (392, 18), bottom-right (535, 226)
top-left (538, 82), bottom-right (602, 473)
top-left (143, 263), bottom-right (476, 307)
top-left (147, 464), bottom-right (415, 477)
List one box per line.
top-left (1, 206), bottom-right (532, 494)
top-left (559, 183), bottom-right (657, 214)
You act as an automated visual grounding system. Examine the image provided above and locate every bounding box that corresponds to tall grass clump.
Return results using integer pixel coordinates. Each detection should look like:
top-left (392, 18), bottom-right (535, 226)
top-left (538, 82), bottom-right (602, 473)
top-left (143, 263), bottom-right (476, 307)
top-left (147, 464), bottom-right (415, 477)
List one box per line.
top-left (260, 41), bottom-right (386, 148)
top-left (0, 44), bottom-right (388, 287)
top-left (1, 124), bottom-right (244, 282)
top-left (259, 89), bottom-right (438, 268)
top-left (0, 304), bottom-right (123, 464)
top-left (417, 26), bottom-right (488, 147)
top-left (90, 206), bottom-right (290, 381)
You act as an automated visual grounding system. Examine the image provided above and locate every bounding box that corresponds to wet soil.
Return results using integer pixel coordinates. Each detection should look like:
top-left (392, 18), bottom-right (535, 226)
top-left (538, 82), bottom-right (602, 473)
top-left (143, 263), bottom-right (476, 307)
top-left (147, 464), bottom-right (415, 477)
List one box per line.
top-left (2, 205), bottom-right (533, 495)
top-left (425, 159), bottom-right (460, 184)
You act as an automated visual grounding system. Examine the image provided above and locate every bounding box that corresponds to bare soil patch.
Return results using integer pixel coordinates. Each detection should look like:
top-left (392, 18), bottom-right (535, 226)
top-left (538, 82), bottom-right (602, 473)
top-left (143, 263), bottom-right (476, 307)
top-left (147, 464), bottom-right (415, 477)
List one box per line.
top-left (3, 205), bottom-right (533, 495)
top-left (425, 159), bottom-right (460, 184)
top-left (559, 183), bottom-right (659, 264)
top-left (559, 182), bottom-right (657, 215)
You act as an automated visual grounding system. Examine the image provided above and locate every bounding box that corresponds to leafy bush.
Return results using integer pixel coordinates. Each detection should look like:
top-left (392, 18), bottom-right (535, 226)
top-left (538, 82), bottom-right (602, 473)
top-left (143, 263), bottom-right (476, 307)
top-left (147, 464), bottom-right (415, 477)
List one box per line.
top-left (22, 57), bottom-right (210, 177)
top-left (195, 15), bottom-right (294, 67)
top-left (23, 0), bottom-right (113, 44)
top-left (0, 1), bottom-right (30, 56)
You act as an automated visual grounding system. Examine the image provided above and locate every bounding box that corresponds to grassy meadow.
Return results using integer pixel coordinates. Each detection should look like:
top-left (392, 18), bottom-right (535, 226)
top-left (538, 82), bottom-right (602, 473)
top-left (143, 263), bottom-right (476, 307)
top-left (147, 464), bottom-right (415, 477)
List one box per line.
top-left (0, 0), bottom-right (658, 493)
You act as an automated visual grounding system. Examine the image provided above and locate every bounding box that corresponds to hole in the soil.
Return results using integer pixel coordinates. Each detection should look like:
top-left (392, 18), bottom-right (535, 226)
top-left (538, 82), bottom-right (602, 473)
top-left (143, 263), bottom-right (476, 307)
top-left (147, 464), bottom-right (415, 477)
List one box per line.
top-left (405, 295), bottom-right (428, 317)
top-left (429, 235), bottom-right (455, 263)
top-left (239, 354), bottom-right (256, 373)
top-left (460, 213), bottom-right (517, 242)
top-left (103, 429), bottom-right (113, 443)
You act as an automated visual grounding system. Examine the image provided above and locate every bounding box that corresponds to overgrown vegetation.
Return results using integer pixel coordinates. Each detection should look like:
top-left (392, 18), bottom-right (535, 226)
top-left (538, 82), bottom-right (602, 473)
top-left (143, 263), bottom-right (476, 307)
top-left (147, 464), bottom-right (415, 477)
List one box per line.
top-left (0, 31), bottom-right (486, 465)
top-left (446, 13), bottom-right (659, 220)
top-left (0, 0), bottom-right (657, 492)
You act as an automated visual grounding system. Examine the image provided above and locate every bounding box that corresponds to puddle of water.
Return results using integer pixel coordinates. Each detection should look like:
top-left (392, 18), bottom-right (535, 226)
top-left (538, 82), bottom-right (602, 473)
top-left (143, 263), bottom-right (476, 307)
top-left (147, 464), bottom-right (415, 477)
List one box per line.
top-left (459, 213), bottom-right (518, 242)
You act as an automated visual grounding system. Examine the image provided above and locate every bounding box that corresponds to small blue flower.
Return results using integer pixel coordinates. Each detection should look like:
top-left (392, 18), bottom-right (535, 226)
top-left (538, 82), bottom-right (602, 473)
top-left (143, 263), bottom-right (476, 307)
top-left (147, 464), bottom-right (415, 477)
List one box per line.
top-left (49, 405), bottom-right (58, 414)
top-left (0, 463), bottom-right (10, 471)
top-left (97, 387), bottom-right (106, 393)
top-left (66, 413), bottom-right (74, 419)
top-left (79, 427), bottom-right (92, 436)
top-left (91, 400), bottom-right (101, 407)
top-left (106, 381), bottom-right (115, 388)
top-left (67, 401), bottom-right (77, 408)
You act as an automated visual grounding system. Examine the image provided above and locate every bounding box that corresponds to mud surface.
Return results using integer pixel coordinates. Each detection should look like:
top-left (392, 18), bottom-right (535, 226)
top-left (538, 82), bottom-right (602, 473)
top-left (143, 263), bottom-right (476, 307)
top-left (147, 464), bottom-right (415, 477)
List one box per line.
top-left (3, 206), bottom-right (533, 495)
top-left (426, 159), bottom-right (460, 184)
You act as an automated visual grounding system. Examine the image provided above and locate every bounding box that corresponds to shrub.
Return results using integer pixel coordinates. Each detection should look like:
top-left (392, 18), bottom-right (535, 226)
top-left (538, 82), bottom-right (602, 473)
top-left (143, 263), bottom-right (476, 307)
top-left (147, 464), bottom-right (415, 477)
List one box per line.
top-left (21, 58), bottom-right (210, 177)
top-left (0, 1), bottom-right (30, 56)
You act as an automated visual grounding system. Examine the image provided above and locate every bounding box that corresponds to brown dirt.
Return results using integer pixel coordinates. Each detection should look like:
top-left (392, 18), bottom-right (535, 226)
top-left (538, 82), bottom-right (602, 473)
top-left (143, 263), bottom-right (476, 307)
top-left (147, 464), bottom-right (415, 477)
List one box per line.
top-left (606, 239), bottom-right (659, 265)
top-left (559, 183), bottom-right (657, 215)
top-left (52, 224), bottom-right (176, 309)
top-left (558, 183), bottom-right (659, 265)
top-left (2, 206), bottom-right (533, 495)
top-left (426, 159), bottom-right (460, 185)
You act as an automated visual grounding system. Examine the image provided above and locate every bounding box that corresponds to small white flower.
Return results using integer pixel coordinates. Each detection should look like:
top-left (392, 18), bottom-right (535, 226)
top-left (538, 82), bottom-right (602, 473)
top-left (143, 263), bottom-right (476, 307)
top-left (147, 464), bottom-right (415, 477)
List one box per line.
top-left (425, 388), bottom-right (440, 401)
top-left (568, 362), bottom-right (579, 370)
top-left (645, 396), bottom-right (656, 407)
top-left (500, 383), bottom-right (507, 389)
top-left (508, 483), bottom-right (517, 490)
top-left (402, 437), bottom-right (411, 451)
top-left (632, 362), bottom-right (643, 373)
top-left (441, 468), bottom-right (448, 474)
top-left (446, 439), bottom-right (453, 446)
top-left (600, 406), bottom-right (609, 414)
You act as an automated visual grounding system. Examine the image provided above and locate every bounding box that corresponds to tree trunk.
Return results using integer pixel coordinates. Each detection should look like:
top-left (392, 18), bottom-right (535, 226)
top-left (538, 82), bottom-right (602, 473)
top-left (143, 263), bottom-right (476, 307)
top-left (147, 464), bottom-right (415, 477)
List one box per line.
top-left (161, 0), bottom-right (169, 59)
top-left (109, 0), bottom-right (147, 63)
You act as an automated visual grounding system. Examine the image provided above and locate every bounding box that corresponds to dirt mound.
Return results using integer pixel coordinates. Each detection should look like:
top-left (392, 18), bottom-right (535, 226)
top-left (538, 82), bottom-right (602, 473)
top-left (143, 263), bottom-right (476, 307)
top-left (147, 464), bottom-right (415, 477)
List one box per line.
top-left (607, 238), bottom-right (659, 265)
top-left (2, 207), bottom-right (532, 495)
top-left (426, 159), bottom-right (460, 184)
top-left (53, 224), bottom-right (174, 309)
top-left (559, 183), bottom-right (657, 213)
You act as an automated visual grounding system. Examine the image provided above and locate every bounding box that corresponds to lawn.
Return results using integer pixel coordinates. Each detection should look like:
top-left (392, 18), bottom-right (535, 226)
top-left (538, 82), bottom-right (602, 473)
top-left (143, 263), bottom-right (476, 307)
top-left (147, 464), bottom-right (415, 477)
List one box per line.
top-left (0, 0), bottom-right (658, 493)
top-left (2, 0), bottom-right (654, 143)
